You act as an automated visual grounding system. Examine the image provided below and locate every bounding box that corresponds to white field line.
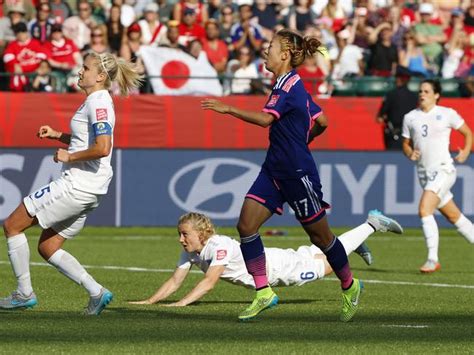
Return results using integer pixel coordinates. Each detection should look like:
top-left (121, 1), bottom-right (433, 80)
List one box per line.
top-left (381, 325), bottom-right (429, 329)
top-left (0, 261), bottom-right (472, 289)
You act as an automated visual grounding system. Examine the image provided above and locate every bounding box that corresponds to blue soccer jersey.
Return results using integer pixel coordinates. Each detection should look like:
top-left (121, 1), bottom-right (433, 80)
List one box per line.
top-left (262, 70), bottom-right (323, 179)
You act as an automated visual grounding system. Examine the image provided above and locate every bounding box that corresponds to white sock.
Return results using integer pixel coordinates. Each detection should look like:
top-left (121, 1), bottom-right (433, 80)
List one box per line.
top-left (454, 214), bottom-right (474, 244)
top-left (338, 223), bottom-right (375, 255)
top-left (48, 249), bottom-right (102, 297)
top-left (421, 215), bottom-right (439, 262)
top-left (7, 233), bottom-right (33, 297)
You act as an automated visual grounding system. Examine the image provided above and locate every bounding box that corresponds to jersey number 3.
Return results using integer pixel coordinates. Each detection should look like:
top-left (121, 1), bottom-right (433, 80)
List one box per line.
top-left (421, 124), bottom-right (428, 137)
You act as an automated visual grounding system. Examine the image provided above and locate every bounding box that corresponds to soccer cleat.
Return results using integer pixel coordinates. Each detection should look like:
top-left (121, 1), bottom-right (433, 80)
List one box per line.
top-left (419, 260), bottom-right (441, 273)
top-left (0, 291), bottom-right (37, 310)
top-left (238, 288), bottom-right (279, 321)
top-left (354, 242), bottom-right (374, 265)
top-left (84, 288), bottom-right (113, 315)
top-left (340, 278), bottom-right (363, 322)
top-left (367, 210), bottom-right (403, 234)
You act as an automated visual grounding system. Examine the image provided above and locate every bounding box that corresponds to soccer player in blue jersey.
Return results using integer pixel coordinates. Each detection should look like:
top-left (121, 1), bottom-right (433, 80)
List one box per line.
top-left (202, 29), bottom-right (398, 322)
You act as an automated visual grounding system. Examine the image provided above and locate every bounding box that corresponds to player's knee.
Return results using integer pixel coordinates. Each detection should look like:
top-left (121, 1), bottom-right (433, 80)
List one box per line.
top-left (3, 216), bottom-right (17, 237)
top-left (37, 243), bottom-right (50, 261)
top-left (236, 220), bottom-right (256, 237)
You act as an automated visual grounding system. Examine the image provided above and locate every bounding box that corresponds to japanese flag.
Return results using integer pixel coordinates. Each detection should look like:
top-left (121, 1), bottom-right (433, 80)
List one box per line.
top-left (139, 46), bottom-right (223, 96)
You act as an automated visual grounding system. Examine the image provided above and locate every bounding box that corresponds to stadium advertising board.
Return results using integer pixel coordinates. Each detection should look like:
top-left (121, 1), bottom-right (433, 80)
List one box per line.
top-left (1, 150), bottom-right (472, 227)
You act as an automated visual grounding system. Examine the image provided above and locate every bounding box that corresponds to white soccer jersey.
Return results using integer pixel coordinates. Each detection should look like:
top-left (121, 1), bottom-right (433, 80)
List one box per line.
top-left (176, 235), bottom-right (325, 288)
top-left (64, 89), bottom-right (115, 194)
top-left (402, 105), bottom-right (464, 172)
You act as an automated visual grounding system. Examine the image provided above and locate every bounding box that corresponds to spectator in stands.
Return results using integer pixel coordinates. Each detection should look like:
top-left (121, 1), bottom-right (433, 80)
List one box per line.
top-left (350, 6), bottom-right (373, 52)
top-left (157, 0), bottom-right (174, 24)
top-left (50, 0), bottom-right (72, 24)
top-left (0, 5), bottom-right (27, 47)
top-left (218, 5), bottom-right (235, 48)
top-left (81, 25), bottom-right (110, 55)
top-left (119, 22), bottom-right (146, 77)
top-left (321, 0), bottom-right (349, 33)
top-left (298, 54), bottom-right (328, 95)
top-left (177, 7), bottom-right (205, 47)
top-left (91, 0), bottom-right (107, 25)
top-left (29, 3), bottom-right (55, 44)
top-left (31, 59), bottom-right (55, 92)
top-left (230, 4), bottom-right (264, 54)
top-left (314, 18), bottom-right (337, 56)
top-left (160, 20), bottom-right (186, 51)
top-left (186, 38), bottom-right (203, 59)
top-left (252, 0), bottom-right (278, 39)
top-left (413, 3), bottom-right (446, 75)
top-left (286, 0), bottom-right (316, 33)
top-left (399, 31), bottom-right (429, 77)
top-left (173, 0), bottom-right (208, 26)
top-left (138, 2), bottom-right (167, 46)
top-left (113, 0), bottom-right (136, 28)
top-left (45, 23), bottom-right (82, 73)
top-left (305, 25), bottom-right (331, 75)
top-left (2, 0), bottom-right (36, 22)
top-left (386, 5), bottom-right (410, 50)
top-left (62, 0), bottom-right (97, 50)
top-left (201, 19), bottom-right (229, 74)
top-left (225, 46), bottom-right (259, 95)
top-left (442, 28), bottom-right (466, 79)
top-left (106, 4), bottom-right (125, 54)
top-left (367, 22), bottom-right (398, 77)
top-left (3, 22), bottom-right (47, 92)
top-left (331, 28), bottom-right (364, 80)
top-left (376, 66), bottom-right (418, 150)
top-left (312, 0), bottom-right (353, 19)
top-left (253, 39), bottom-right (273, 94)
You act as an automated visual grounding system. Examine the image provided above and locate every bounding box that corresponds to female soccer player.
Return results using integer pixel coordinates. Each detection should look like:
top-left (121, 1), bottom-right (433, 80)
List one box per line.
top-left (1, 52), bottom-right (142, 315)
top-left (402, 79), bottom-right (473, 273)
top-left (202, 29), bottom-right (395, 322)
top-left (129, 211), bottom-right (402, 307)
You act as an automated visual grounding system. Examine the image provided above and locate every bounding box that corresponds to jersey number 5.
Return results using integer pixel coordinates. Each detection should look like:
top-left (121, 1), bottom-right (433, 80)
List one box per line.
top-left (34, 186), bottom-right (51, 199)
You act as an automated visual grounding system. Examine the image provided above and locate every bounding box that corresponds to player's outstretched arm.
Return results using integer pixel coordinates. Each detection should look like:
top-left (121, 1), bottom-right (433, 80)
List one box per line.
top-left (164, 265), bottom-right (225, 307)
top-left (128, 267), bottom-right (190, 305)
top-left (37, 125), bottom-right (71, 145)
top-left (455, 123), bottom-right (472, 164)
top-left (201, 99), bottom-right (274, 127)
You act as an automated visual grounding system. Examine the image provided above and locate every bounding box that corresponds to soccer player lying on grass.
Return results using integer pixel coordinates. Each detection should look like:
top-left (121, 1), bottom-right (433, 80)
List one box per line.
top-left (129, 211), bottom-right (402, 307)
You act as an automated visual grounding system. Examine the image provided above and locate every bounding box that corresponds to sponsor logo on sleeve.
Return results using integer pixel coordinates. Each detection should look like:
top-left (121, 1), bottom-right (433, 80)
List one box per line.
top-left (96, 108), bottom-right (108, 121)
top-left (216, 250), bottom-right (227, 260)
top-left (267, 95), bottom-right (280, 107)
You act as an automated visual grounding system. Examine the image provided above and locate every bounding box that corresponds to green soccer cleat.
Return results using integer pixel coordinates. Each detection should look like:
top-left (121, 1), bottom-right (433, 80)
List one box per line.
top-left (238, 288), bottom-right (279, 321)
top-left (340, 278), bottom-right (363, 322)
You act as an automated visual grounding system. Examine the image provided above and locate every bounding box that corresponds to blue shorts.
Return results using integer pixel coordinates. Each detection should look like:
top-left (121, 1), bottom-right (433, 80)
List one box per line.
top-left (246, 169), bottom-right (331, 225)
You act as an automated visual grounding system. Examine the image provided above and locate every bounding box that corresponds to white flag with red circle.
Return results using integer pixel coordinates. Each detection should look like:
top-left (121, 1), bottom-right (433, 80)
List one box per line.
top-left (139, 46), bottom-right (223, 96)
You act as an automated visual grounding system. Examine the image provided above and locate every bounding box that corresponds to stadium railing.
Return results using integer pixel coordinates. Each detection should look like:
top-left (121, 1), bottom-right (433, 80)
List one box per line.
top-left (0, 72), bottom-right (469, 97)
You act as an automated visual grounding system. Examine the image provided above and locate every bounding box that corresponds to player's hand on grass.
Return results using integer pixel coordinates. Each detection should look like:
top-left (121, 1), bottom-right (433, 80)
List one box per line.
top-left (54, 148), bottom-right (70, 163)
top-left (38, 125), bottom-right (61, 140)
top-left (409, 149), bottom-right (420, 161)
top-left (201, 99), bottom-right (230, 114)
top-left (454, 147), bottom-right (469, 164)
top-left (128, 299), bottom-right (153, 305)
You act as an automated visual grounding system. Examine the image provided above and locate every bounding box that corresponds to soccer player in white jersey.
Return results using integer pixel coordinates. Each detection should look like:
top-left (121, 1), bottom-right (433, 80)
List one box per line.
top-left (402, 79), bottom-right (473, 273)
top-left (1, 52), bottom-right (142, 314)
top-left (129, 211), bottom-right (403, 307)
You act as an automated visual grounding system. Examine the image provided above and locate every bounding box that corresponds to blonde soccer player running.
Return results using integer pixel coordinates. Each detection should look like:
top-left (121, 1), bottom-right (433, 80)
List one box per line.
top-left (402, 79), bottom-right (473, 273)
top-left (129, 211), bottom-right (402, 307)
top-left (1, 52), bottom-right (142, 314)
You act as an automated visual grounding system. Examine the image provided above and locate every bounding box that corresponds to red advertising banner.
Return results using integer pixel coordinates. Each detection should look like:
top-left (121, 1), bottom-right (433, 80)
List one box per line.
top-left (0, 93), bottom-right (472, 150)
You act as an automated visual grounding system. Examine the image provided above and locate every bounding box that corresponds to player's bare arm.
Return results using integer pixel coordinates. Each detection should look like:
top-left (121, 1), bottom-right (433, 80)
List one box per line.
top-left (37, 125), bottom-right (71, 145)
top-left (128, 267), bottom-right (190, 305)
top-left (402, 138), bottom-right (420, 161)
top-left (201, 99), bottom-right (274, 127)
top-left (164, 265), bottom-right (225, 307)
top-left (308, 113), bottom-right (328, 143)
top-left (54, 135), bottom-right (112, 163)
top-left (455, 123), bottom-right (472, 164)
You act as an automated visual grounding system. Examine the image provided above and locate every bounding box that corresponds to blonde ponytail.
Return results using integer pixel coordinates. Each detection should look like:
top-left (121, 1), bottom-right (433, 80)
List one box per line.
top-left (85, 52), bottom-right (144, 96)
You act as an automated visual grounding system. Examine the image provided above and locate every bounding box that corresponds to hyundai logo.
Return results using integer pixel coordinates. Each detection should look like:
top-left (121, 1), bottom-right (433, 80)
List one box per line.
top-left (168, 158), bottom-right (260, 219)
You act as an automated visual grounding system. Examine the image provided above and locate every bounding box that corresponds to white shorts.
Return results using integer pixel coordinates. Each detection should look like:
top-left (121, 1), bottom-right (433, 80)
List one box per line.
top-left (266, 245), bottom-right (325, 287)
top-left (418, 165), bottom-right (456, 208)
top-left (23, 174), bottom-right (100, 239)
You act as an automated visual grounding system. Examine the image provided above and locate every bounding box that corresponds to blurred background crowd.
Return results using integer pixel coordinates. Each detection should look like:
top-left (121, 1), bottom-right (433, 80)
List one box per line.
top-left (1, 0), bottom-right (474, 96)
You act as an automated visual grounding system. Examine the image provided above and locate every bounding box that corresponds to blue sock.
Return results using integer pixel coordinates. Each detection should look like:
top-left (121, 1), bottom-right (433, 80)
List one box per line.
top-left (323, 237), bottom-right (353, 290)
top-left (240, 233), bottom-right (268, 290)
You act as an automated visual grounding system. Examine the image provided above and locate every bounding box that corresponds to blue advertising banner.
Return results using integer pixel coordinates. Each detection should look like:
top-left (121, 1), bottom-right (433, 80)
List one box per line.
top-left (1, 149), bottom-right (472, 227)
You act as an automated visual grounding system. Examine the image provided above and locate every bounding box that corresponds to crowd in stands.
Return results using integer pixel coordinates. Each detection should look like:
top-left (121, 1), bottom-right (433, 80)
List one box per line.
top-left (0, 0), bottom-right (473, 96)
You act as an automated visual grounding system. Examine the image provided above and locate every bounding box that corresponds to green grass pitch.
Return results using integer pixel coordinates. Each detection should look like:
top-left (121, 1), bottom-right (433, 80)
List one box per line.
top-left (0, 226), bottom-right (472, 353)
